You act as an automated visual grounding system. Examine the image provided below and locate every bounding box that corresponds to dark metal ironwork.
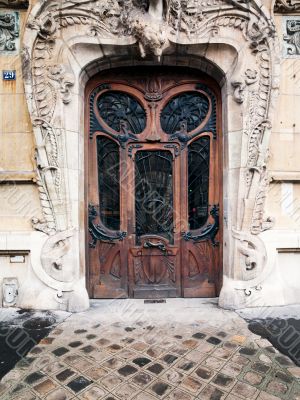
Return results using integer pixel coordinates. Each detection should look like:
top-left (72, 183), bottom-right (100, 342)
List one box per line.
top-left (88, 204), bottom-right (127, 248)
top-left (97, 91), bottom-right (146, 134)
top-left (188, 136), bottom-right (210, 230)
top-left (135, 150), bottom-right (174, 243)
top-left (143, 241), bottom-right (167, 252)
top-left (97, 136), bottom-right (120, 231)
top-left (89, 84), bottom-right (111, 139)
top-left (196, 84), bottom-right (217, 139)
top-left (164, 144), bottom-right (180, 157)
top-left (160, 91), bottom-right (210, 137)
top-left (182, 205), bottom-right (220, 247)
top-left (128, 144), bottom-right (143, 158)
top-left (160, 84), bottom-right (217, 144)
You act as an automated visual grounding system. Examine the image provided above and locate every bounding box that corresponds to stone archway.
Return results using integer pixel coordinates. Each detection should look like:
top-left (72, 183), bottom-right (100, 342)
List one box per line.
top-left (21, 0), bottom-right (280, 312)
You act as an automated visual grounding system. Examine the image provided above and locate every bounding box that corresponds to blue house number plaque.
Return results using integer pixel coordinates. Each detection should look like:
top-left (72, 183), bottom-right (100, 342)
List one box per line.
top-left (3, 70), bottom-right (16, 81)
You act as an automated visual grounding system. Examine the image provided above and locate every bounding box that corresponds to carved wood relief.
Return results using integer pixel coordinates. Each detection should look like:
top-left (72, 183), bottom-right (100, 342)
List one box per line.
top-left (87, 69), bottom-right (221, 299)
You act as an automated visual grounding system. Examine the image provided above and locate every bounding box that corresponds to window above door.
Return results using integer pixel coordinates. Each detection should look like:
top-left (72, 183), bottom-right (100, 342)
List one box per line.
top-left (89, 69), bottom-right (218, 147)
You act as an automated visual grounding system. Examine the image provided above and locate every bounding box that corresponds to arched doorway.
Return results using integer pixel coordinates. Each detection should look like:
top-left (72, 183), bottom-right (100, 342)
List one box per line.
top-left (86, 67), bottom-right (222, 299)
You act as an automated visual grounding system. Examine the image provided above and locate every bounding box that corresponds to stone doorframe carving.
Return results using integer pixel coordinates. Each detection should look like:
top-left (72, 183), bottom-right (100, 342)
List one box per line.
top-left (22, 0), bottom-right (280, 311)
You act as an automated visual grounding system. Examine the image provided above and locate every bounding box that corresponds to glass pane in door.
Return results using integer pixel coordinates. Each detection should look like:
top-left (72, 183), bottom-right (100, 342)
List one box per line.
top-left (97, 136), bottom-right (120, 230)
top-left (188, 137), bottom-right (210, 230)
top-left (135, 151), bottom-right (174, 243)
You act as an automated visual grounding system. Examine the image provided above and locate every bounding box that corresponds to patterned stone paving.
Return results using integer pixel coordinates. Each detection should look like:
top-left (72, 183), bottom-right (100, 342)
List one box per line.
top-left (0, 299), bottom-right (299, 400)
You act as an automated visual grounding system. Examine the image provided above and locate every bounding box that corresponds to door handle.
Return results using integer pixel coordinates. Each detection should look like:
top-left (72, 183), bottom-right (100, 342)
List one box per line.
top-left (143, 241), bottom-right (167, 253)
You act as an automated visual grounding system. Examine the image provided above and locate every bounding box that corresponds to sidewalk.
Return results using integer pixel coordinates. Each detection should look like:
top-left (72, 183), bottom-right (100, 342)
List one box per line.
top-left (0, 299), bottom-right (299, 400)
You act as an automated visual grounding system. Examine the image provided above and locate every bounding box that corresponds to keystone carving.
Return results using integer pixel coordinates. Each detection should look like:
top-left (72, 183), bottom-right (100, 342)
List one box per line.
top-left (122, 2), bottom-right (167, 59)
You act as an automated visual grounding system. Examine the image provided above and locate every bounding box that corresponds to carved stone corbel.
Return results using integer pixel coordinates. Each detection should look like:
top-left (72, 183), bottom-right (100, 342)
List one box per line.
top-left (121, 0), bottom-right (168, 59)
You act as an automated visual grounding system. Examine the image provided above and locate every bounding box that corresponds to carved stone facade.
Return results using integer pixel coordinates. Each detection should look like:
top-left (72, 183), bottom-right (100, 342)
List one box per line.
top-left (0, 0), bottom-right (299, 311)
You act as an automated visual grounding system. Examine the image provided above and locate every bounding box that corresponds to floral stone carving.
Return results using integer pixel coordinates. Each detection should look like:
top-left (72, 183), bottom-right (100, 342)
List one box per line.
top-left (0, 11), bottom-right (19, 53)
top-left (283, 17), bottom-right (300, 57)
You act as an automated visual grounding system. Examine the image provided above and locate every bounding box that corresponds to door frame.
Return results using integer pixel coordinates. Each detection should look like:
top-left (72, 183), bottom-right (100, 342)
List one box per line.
top-left (84, 66), bottom-right (223, 299)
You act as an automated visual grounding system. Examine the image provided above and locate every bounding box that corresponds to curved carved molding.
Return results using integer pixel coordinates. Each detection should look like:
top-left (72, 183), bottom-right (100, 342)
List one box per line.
top-left (231, 229), bottom-right (270, 297)
top-left (22, 0), bottom-right (280, 297)
top-left (31, 229), bottom-right (78, 293)
top-left (274, 0), bottom-right (300, 13)
top-left (41, 229), bottom-right (76, 285)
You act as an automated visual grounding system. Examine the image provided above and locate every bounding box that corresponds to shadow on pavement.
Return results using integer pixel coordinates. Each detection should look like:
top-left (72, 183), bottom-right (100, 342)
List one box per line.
top-left (247, 317), bottom-right (300, 366)
top-left (0, 309), bottom-right (67, 380)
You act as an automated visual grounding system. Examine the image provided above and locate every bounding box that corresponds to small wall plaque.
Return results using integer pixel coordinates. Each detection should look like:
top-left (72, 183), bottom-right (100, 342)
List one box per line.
top-left (2, 278), bottom-right (18, 307)
top-left (3, 70), bottom-right (16, 80)
top-left (10, 255), bottom-right (25, 263)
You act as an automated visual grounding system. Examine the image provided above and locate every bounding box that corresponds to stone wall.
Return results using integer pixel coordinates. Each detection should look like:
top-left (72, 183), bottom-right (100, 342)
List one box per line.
top-left (0, 3), bottom-right (38, 230)
top-left (0, 0), bottom-right (299, 311)
top-left (0, 1), bottom-right (37, 307)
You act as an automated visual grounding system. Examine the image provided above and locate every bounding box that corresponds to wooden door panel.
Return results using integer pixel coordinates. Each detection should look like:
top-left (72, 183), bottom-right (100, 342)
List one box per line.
top-left (182, 241), bottom-right (217, 298)
top-left (88, 203), bottom-right (128, 298)
top-left (92, 242), bottom-right (128, 298)
top-left (127, 146), bottom-right (181, 299)
top-left (86, 67), bottom-right (222, 299)
top-left (129, 237), bottom-right (180, 298)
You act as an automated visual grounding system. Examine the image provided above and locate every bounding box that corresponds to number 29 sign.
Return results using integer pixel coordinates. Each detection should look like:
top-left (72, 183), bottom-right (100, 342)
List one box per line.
top-left (2, 70), bottom-right (16, 81)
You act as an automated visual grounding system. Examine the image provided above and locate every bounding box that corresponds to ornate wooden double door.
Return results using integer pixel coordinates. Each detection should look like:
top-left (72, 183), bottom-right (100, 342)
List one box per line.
top-left (86, 68), bottom-right (222, 299)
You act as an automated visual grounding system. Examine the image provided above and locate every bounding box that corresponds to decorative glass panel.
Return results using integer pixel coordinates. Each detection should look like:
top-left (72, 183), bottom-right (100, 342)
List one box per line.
top-left (97, 137), bottom-right (120, 230)
top-left (97, 91), bottom-right (146, 134)
top-left (161, 92), bottom-right (210, 135)
top-left (135, 151), bottom-right (174, 242)
top-left (188, 137), bottom-right (210, 230)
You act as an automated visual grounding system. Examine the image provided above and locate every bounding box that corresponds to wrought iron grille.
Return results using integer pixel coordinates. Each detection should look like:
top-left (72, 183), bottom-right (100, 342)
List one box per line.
top-left (188, 136), bottom-right (210, 230)
top-left (97, 136), bottom-right (120, 230)
top-left (135, 150), bottom-right (174, 243)
top-left (160, 92), bottom-right (210, 135)
top-left (97, 91), bottom-right (146, 134)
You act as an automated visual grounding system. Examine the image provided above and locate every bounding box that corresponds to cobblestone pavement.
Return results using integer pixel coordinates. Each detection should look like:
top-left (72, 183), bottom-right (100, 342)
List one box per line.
top-left (0, 299), bottom-right (299, 400)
